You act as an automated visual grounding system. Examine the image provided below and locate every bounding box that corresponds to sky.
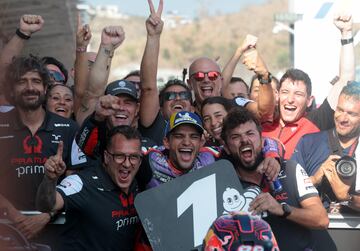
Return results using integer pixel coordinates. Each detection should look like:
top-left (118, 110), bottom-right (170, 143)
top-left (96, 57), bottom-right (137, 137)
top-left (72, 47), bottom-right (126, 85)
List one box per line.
top-left (86, 0), bottom-right (267, 17)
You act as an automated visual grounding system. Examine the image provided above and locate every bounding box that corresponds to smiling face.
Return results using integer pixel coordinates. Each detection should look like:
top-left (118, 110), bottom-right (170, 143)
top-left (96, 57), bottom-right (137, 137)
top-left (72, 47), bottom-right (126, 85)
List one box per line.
top-left (188, 58), bottom-right (223, 104)
top-left (163, 124), bottom-right (204, 172)
top-left (12, 71), bottom-right (46, 110)
top-left (46, 85), bottom-right (74, 118)
top-left (107, 94), bottom-right (139, 128)
top-left (104, 134), bottom-right (141, 194)
top-left (335, 94), bottom-right (360, 141)
top-left (161, 85), bottom-right (193, 120)
top-left (222, 188), bottom-right (245, 212)
top-left (225, 121), bottom-right (262, 171)
top-left (279, 78), bottom-right (313, 124)
top-left (202, 103), bottom-right (228, 142)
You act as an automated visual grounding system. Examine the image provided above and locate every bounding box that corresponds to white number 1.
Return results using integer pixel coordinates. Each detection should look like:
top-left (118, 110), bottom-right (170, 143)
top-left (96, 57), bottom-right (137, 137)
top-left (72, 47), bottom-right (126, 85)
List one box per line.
top-left (177, 174), bottom-right (218, 247)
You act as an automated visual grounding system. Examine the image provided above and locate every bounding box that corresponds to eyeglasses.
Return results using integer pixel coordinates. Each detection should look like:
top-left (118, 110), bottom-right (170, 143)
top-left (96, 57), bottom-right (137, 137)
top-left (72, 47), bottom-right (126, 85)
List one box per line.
top-left (190, 71), bottom-right (221, 82)
top-left (106, 151), bottom-right (142, 165)
top-left (164, 91), bottom-right (192, 101)
top-left (49, 70), bottom-right (65, 84)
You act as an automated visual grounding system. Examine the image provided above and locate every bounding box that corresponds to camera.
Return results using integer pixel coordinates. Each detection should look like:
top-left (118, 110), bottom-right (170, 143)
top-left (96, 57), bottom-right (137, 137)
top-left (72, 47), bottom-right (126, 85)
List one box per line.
top-left (335, 156), bottom-right (357, 178)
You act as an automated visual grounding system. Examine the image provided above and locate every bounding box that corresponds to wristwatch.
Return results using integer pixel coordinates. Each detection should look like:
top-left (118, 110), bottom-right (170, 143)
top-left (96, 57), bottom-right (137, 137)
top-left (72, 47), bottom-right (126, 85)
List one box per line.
top-left (257, 72), bottom-right (272, 85)
top-left (280, 203), bottom-right (292, 218)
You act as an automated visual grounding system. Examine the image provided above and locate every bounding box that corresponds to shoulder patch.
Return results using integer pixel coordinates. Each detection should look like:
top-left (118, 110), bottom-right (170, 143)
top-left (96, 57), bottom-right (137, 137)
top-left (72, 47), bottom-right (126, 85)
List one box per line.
top-left (57, 174), bottom-right (83, 196)
top-left (295, 163), bottom-right (318, 197)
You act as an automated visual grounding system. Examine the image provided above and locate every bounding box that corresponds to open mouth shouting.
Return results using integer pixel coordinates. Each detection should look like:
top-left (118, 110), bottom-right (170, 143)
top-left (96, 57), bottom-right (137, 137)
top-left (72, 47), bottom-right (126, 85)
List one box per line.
top-left (200, 85), bottom-right (214, 98)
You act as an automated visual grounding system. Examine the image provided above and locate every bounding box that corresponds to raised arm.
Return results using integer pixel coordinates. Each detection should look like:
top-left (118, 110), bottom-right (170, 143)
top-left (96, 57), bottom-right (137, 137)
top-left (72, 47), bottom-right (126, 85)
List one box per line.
top-left (0, 15), bottom-right (44, 101)
top-left (73, 13), bottom-right (92, 115)
top-left (139, 0), bottom-right (164, 127)
top-left (242, 48), bottom-right (275, 121)
top-left (76, 26), bottom-right (125, 125)
top-left (221, 34), bottom-right (257, 92)
top-left (327, 14), bottom-right (355, 109)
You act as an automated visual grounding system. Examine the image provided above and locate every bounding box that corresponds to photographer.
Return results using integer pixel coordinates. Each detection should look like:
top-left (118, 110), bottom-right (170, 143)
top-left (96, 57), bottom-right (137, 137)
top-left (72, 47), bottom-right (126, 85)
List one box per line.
top-left (292, 81), bottom-right (360, 212)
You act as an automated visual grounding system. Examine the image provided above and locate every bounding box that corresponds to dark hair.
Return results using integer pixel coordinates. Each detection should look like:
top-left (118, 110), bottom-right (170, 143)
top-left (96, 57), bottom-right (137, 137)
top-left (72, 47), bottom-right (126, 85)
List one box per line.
top-left (249, 74), bottom-right (280, 93)
top-left (106, 125), bottom-right (142, 149)
top-left (123, 70), bottom-right (140, 80)
top-left (159, 79), bottom-right (192, 106)
top-left (201, 96), bottom-right (234, 116)
top-left (4, 55), bottom-right (50, 102)
top-left (46, 83), bottom-right (74, 99)
top-left (230, 77), bottom-right (249, 93)
top-left (279, 69), bottom-right (312, 96)
top-left (221, 107), bottom-right (262, 142)
top-left (341, 81), bottom-right (360, 101)
top-left (42, 56), bottom-right (68, 84)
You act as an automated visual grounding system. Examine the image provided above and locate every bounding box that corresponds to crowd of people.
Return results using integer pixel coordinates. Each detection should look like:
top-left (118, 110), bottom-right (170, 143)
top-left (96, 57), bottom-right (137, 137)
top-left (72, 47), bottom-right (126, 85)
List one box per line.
top-left (0, 0), bottom-right (359, 250)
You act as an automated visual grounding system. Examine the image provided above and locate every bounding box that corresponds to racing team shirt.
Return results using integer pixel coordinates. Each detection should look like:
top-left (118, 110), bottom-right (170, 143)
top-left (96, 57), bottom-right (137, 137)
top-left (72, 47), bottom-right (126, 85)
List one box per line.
top-left (240, 160), bottom-right (319, 251)
top-left (262, 99), bottom-right (334, 159)
top-left (0, 109), bottom-right (87, 210)
top-left (57, 165), bottom-right (139, 251)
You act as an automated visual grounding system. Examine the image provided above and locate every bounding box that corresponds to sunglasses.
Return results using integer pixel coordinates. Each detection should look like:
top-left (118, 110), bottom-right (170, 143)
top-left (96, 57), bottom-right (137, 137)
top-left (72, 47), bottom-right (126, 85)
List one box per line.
top-left (49, 70), bottom-right (65, 84)
top-left (190, 71), bottom-right (221, 81)
top-left (164, 91), bottom-right (192, 101)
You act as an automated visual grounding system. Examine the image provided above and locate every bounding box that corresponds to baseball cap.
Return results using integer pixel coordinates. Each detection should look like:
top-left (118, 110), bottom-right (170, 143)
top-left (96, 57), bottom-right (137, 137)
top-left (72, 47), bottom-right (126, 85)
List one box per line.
top-left (105, 79), bottom-right (138, 100)
top-left (202, 212), bottom-right (278, 251)
top-left (165, 111), bottom-right (204, 136)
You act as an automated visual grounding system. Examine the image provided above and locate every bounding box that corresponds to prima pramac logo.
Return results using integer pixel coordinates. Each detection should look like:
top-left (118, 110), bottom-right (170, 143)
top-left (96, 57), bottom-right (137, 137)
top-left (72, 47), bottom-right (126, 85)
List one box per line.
top-left (23, 135), bottom-right (43, 154)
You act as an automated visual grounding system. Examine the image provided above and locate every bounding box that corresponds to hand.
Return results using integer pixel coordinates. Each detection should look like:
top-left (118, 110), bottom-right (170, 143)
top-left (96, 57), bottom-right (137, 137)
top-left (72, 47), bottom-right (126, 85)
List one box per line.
top-left (76, 12), bottom-right (92, 48)
top-left (311, 155), bottom-right (339, 185)
top-left (242, 48), bottom-right (268, 76)
top-left (146, 0), bottom-right (164, 36)
top-left (257, 157), bottom-right (280, 181)
top-left (249, 192), bottom-right (283, 216)
top-left (45, 141), bottom-right (66, 180)
top-left (19, 15), bottom-right (44, 36)
top-left (14, 213), bottom-right (50, 239)
top-left (323, 156), bottom-right (353, 201)
top-left (94, 95), bottom-right (121, 121)
top-left (239, 34), bottom-right (257, 54)
top-left (334, 14), bottom-right (352, 34)
top-left (101, 26), bottom-right (125, 50)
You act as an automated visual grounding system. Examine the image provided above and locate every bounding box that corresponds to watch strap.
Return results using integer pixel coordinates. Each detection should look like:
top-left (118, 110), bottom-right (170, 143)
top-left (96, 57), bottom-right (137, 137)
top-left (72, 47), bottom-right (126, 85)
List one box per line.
top-left (341, 37), bottom-right (353, 46)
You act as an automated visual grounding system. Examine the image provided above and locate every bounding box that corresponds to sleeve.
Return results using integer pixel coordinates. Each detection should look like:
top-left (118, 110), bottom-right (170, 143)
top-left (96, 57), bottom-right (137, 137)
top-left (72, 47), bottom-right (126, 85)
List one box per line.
top-left (307, 99), bottom-right (334, 131)
top-left (56, 174), bottom-right (87, 211)
top-left (291, 161), bottom-right (319, 202)
top-left (138, 112), bottom-right (166, 146)
top-left (291, 136), bottom-right (307, 173)
top-left (75, 112), bottom-right (105, 158)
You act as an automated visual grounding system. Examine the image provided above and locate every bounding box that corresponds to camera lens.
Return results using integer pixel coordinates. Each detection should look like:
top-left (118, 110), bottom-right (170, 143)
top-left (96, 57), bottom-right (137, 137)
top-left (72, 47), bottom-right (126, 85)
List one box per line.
top-left (335, 156), bottom-right (356, 178)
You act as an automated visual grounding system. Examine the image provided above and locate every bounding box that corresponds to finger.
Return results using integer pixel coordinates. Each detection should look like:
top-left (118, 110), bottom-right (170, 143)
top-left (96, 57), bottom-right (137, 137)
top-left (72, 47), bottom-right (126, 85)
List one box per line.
top-left (56, 141), bottom-right (64, 158)
top-left (157, 0), bottom-right (164, 16)
top-left (77, 12), bottom-right (81, 29)
top-left (148, 0), bottom-right (156, 14)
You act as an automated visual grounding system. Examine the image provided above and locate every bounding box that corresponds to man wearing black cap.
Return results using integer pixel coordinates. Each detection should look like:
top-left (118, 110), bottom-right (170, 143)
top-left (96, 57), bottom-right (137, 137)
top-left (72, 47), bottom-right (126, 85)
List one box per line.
top-left (76, 80), bottom-right (155, 188)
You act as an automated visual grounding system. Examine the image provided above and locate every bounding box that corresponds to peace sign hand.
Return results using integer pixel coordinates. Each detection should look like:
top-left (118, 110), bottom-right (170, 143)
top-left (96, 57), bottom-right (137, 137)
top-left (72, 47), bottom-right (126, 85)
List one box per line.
top-left (146, 0), bottom-right (164, 36)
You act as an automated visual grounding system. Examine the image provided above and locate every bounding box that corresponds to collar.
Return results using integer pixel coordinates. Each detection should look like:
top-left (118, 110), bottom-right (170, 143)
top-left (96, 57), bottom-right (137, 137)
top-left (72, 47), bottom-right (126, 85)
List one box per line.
top-left (12, 108), bottom-right (53, 132)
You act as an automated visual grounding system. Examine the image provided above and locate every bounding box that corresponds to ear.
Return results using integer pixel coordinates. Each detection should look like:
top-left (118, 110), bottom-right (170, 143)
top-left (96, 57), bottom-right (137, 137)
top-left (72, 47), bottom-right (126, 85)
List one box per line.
top-left (187, 79), bottom-right (193, 90)
top-left (135, 102), bottom-right (140, 115)
top-left (306, 95), bottom-right (315, 108)
top-left (163, 136), bottom-right (170, 150)
top-left (200, 134), bottom-right (206, 147)
top-left (104, 150), bottom-right (110, 165)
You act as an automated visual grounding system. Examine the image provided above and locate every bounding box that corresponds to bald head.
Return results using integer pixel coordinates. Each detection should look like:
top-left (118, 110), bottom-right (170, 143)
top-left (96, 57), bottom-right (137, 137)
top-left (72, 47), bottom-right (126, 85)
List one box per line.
top-left (188, 57), bottom-right (223, 106)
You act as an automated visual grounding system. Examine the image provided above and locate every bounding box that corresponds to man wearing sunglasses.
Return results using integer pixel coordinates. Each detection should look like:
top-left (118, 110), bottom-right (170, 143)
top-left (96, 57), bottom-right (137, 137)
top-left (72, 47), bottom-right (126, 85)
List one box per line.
top-left (187, 58), bottom-right (223, 113)
top-left (139, 0), bottom-right (194, 145)
top-left (37, 125), bottom-right (143, 250)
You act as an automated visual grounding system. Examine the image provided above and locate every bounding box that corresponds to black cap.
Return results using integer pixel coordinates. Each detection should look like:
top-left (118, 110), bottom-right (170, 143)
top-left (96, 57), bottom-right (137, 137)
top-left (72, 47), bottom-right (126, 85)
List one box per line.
top-left (105, 80), bottom-right (138, 100)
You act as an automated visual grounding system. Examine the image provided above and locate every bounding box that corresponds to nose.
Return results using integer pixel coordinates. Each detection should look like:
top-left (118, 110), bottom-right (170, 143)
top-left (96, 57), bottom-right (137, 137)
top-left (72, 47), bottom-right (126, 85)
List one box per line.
top-left (122, 156), bottom-right (132, 169)
top-left (210, 117), bottom-right (217, 128)
top-left (182, 135), bottom-right (191, 145)
top-left (286, 93), bottom-right (295, 103)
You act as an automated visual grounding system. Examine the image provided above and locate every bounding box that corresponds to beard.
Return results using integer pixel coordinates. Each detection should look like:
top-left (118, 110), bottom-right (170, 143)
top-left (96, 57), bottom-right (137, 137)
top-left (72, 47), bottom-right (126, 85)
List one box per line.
top-left (15, 90), bottom-right (45, 110)
top-left (231, 150), bottom-right (264, 172)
